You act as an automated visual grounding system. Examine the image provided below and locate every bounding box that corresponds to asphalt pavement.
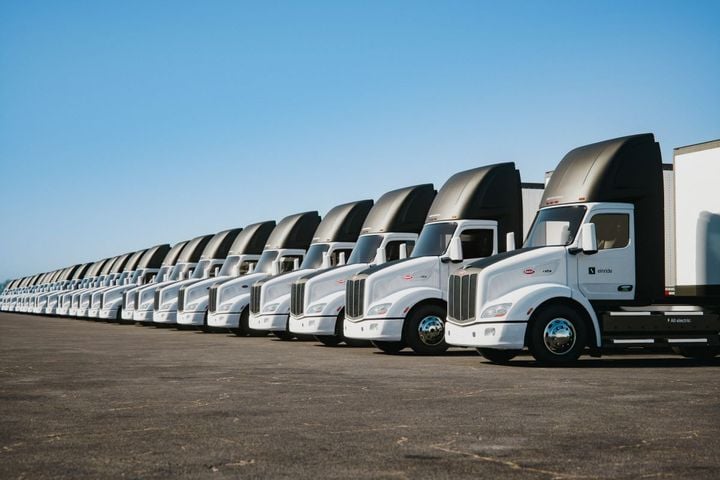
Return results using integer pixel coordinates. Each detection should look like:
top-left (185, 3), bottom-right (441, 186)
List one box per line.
top-left (1, 312), bottom-right (719, 479)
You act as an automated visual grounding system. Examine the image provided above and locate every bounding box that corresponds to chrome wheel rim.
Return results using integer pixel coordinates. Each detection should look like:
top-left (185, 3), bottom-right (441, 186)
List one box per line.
top-left (543, 318), bottom-right (576, 355)
top-left (418, 315), bottom-right (445, 346)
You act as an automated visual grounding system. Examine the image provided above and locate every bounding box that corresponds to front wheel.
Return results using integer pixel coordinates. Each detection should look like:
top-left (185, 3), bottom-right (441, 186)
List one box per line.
top-left (527, 305), bottom-right (588, 365)
top-left (404, 304), bottom-right (449, 355)
top-left (372, 340), bottom-right (405, 354)
top-left (478, 348), bottom-right (520, 364)
top-left (673, 346), bottom-right (720, 360)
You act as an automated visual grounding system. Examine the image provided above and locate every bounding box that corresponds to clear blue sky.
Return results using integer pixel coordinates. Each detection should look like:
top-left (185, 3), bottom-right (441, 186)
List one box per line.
top-left (1, 0), bottom-right (718, 281)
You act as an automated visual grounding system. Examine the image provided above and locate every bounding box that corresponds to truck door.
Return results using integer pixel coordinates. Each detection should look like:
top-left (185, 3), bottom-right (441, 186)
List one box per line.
top-left (577, 211), bottom-right (636, 300)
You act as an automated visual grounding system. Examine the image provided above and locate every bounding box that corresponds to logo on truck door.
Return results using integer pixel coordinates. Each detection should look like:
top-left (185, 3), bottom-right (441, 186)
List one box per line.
top-left (588, 267), bottom-right (613, 275)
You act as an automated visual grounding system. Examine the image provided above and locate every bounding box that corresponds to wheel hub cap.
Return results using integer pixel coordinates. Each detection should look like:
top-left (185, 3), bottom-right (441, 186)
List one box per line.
top-left (543, 318), bottom-right (576, 355)
top-left (418, 316), bottom-right (444, 346)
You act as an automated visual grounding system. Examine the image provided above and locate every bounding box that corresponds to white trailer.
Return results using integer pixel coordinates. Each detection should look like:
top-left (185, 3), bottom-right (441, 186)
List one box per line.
top-left (445, 134), bottom-right (720, 364)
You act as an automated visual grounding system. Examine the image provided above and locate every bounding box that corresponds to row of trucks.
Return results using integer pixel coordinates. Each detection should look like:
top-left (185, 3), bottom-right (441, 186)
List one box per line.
top-left (2, 134), bottom-right (718, 364)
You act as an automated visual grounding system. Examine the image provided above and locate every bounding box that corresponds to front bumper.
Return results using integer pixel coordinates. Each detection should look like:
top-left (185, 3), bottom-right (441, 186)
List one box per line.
top-left (207, 312), bottom-right (240, 328)
top-left (133, 308), bottom-right (154, 322)
top-left (178, 311), bottom-right (205, 326)
top-left (153, 310), bottom-right (177, 324)
top-left (99, 308), bottom-right (119, 320)
top-left (445, 321), bottom-right (527, 349)
top-left (249, 313), bottom-right (288, 331)
top-left (343, 317), bottom-right (404, 341)
top-left (88, 308), bottom-right (100, 318)
top-left (289, 315), bottom-right (336, 335)
top-left (77, 308), bottom-right (90, 318)
top-left (121, 309), bottom-right (135, 321)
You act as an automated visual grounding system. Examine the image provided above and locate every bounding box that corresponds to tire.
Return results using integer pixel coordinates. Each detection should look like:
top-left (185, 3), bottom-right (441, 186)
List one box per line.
top-left (673, 346), bottom-right (720, 360)
top-left (404, 304), bottom-right (449, 355)
top-left (527, 304), bottom-right (588, 365)
top-left (478, 348), bottom-right (520, 364)
top-left (271, 316), bottom-right (294, 341)
top-left (372, 340), bottom-right (406, 354)
top-left (315, 335), bottom-right (341, 347)
top-left (232, 309), bottom-right (250, 337)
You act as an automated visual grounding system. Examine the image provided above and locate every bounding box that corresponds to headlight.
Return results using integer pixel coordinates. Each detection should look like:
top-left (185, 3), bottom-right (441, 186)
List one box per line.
top-left (219, 303), bottom-right (232, 312)
top-left (307, 303), bottom-right (327, 314)
top-left (367, 303), bottom-right (391, 316)
top-left (263, 303), bottom-right (280, 313)
top-left (481, 303), bottom-right (512, 318)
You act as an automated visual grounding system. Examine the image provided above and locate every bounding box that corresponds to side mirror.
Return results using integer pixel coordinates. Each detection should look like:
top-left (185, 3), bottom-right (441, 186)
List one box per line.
top-left (271, 259), bottom-right (281, 276)
top-left (338, 251), bottom-right (346, 266)
top-left (448, 237), bottom-right (463, 262)
top-left (247, 263), bottom-right (255, 274)
top-left (580, 223), bottom-right (598, 255)
top-left (321, 251), bottom-right (331, 269)
top-left (506, 232), bottom-right (516, 252)
top-left (399, 243), bottom-right (408, 260)
top-left (293, 258), bottom-right (301, 270)
top-left (374, 247), bottom-right (386, 265)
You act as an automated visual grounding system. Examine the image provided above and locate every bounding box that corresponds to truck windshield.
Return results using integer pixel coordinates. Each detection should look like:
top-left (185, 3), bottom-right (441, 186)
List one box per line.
top-left (255, 251), bottom-right (279, 273)
top-left (219, 255), bottom-right (241, 276)
top-left (347, 235), bottom-right (383, 264)
top-left (524, 206), bottom-right (587, 247)
top-left (411, 222), bottom-right (457, 257)
top-left (301, 244), bottom-right (330, 269)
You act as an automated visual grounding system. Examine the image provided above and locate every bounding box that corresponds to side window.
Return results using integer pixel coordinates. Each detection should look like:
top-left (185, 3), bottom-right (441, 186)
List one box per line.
top-left (280, 255), bottom-right (303, 273)
top-left (330, 249), bottom-right (353, 266)
top-left (237, 261), bottom-right (254, 275)
top-left (385, 241), bottom-right (416, 261)
top-left (460, 229), bottom-right (494, 259)
top-left (591, 214), bottom-right (629, 250)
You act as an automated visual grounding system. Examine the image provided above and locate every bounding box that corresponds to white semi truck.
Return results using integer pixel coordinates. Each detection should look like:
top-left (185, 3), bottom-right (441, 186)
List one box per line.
top-left (62, 257), bottom-right (116, 317)
top-left (92, 244), bottom-right (171, 321)
top-left (248, 200), bottom-right (374, 339)
top-left (85, 249), bottom-right (148, 318)
top-left (289, 184), bottom-right (436, 346)
top-left (56, 261), bottom-right (106, 316)
top-left (76, 253), bottom-right (134, 318)
top-left (120, 241), bottom-right (189, 322)
top-left (152, 228), bottom-right (244, 325)
top-left (176, 221), bottom-right (275, 329)
top-left (343, 163), bottom-right (544, 354)
top-left (33, 264), bottom-right (85, 315)
top-left (445, 134), bottom-right (720, 364)
top-left (131, 234), bottom-right (213, 323)
top-left (206, 211), bottom-right (321, 335)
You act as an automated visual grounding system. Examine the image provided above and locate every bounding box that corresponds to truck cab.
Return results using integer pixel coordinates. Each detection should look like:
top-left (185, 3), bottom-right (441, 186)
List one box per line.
top-left (33, 265), bottom-right (82, 314)
top-left (77, 253), bottom-right (133, 318)
top-left (289, 184), bottom-right (436, 346)
top-left (92, 244), bottom-right (171, 321)
top-left (176, 221), bottom-right (275, 328)
top-left (207, 211), bottom-right (321, 334)
top-left (344, 163), bottom-right (543, 354)
top-left (62, 257), bottom-right (114, 317)
top-left (152, 228), bottom-right (244, 325)
top-left (248, 200), bottom-right (374, 339)
top-left (120, 241), bottom-right (189, 322)
top-left (445, 134), bottom-right (720, 364)
top-left (87, 249), bottom-right (148, 318)
top-left (132, 235), bottom-right (213, 323)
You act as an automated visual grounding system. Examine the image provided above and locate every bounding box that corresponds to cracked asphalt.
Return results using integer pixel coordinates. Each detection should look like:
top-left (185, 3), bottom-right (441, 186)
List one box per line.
top-left (1, 312), bottom-right (719, 479)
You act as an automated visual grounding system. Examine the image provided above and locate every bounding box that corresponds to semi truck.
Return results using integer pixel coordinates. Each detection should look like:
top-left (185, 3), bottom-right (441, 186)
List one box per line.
top-left (288, 184), bottom-right (436, 346)
top-left (206, 211), bottom-right (320, 334)
top-left (248, 200), bottom-right (374, 339)
top-left (131, 234), bottom-right (213, 323)
top-left (176, 221), bottom-right (275, 328)
top-left (76, 252), bottom-right (134, 318)
top-left (152, 228), bottom-right (243, 325)
top-left (33, 264), bottom-right (85, 314)
top-left (445, 134), bottom-right (720, 364)
top-left (343, 163), bottom-right (544, 354)
top-left (120, 241), bottom-right (189, 322)
top-left (61, 257), bottom-right (115, 317)
top-left (93, 244), bottom-right (171, 321)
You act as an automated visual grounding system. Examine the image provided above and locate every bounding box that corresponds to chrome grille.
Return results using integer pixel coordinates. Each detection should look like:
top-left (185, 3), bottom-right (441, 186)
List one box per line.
top-left (153, 290), bottom-right (161, 311)
top-left (177, 288), bottom-right (185, 312)
top-left (448, 273), bottom-right (477, 323)
top-left (345, 278), bottom-right (365, 319)
top-left (290, 282), bottom-right (305, 316)
top-left (208, 285), bottom-right (218, 312)
top-left (250, 284), bottom-right (262, 314)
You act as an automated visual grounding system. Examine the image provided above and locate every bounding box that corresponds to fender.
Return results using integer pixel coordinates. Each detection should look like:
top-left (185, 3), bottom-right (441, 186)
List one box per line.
top-left (313, 290), bottom-right (346, 317)
top-left (486, 283), bottom-right (601, 347)
top-left (368, 286), bottom-right (444, 320)
top-left (185, 296), bottom-right (209, 313)
top-left (227, 292), bottom-right (251, 314)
